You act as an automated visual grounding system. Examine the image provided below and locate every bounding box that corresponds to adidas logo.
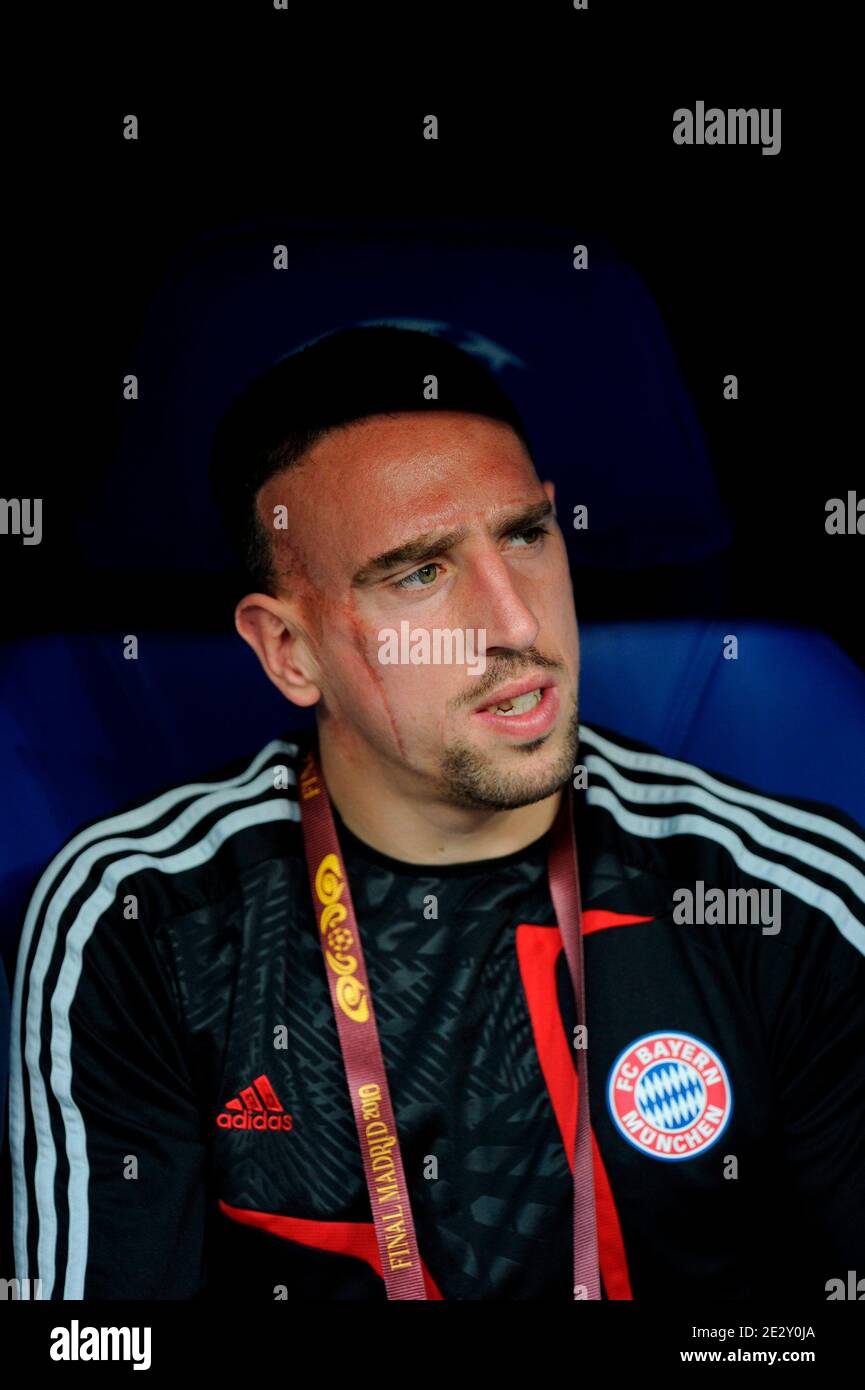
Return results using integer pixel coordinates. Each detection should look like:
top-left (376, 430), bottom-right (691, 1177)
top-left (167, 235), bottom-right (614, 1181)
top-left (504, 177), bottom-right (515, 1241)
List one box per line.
top-left (216, 1074), bottom-right (294, 1132)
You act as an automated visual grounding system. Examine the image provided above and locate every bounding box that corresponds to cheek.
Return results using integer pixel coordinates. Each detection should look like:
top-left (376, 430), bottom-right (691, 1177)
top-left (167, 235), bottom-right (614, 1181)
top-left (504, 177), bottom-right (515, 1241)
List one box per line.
top-left (338, 612), bottom-right (457, 735)
top-left (320, 597), bottom-right (382, 695)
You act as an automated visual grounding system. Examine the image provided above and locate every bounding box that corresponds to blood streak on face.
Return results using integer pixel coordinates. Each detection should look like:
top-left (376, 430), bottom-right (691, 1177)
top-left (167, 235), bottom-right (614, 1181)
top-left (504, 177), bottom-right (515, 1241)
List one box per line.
top-left (344, 589), bottom-right (408, 764)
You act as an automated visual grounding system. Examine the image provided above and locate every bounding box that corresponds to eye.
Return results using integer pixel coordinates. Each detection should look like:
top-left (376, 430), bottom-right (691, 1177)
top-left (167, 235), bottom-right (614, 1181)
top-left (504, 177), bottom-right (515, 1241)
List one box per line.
top-left (507, 524), bottom-right (549, 547)
top-left (389, 525), bottom-right (549, 591)
top-left (393, 562), bottom-right (441, 591)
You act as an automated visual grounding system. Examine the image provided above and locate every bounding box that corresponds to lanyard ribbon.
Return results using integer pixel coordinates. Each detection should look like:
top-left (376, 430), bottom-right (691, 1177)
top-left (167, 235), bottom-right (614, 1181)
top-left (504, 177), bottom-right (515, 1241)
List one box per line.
top-left (298, 747), bottom-right (601, 1300)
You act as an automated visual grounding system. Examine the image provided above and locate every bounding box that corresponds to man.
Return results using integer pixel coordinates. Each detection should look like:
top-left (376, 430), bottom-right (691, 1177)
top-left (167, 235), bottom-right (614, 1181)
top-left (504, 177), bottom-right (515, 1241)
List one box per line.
top-left (9, 327), bottom-right (865, 1300)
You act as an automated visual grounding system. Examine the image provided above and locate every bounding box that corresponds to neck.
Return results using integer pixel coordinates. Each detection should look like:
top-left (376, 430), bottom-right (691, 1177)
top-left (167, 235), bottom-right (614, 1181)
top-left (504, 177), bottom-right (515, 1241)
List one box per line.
top-left (314, 724), bottom-right (564, 865)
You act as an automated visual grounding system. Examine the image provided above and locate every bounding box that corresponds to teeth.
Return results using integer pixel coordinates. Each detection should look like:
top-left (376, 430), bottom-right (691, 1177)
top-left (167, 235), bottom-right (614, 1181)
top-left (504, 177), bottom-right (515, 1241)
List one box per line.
top-left (491, 688), bottom-right (543, 715)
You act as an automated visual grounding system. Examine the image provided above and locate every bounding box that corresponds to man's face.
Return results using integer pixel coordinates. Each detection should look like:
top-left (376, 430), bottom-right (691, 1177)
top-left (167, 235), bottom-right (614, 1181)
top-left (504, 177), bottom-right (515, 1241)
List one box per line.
top-left (256, 411), bottom-right (580, 810)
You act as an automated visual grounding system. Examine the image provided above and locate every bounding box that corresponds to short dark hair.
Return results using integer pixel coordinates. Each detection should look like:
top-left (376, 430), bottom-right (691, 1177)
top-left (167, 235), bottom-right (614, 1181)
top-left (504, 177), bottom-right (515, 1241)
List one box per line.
top-left (209, 325), bottom-right (532, 595)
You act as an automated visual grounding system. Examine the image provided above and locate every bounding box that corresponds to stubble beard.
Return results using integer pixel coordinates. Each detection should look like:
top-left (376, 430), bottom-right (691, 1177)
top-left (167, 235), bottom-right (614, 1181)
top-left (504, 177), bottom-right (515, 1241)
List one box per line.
top-left (435, 690), bottom-right (580, 810)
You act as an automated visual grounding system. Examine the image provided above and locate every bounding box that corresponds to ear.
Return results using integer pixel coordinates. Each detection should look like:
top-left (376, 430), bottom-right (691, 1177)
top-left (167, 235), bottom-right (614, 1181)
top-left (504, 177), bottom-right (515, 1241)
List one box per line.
top-left (234, 593), bottom-right (322, 709)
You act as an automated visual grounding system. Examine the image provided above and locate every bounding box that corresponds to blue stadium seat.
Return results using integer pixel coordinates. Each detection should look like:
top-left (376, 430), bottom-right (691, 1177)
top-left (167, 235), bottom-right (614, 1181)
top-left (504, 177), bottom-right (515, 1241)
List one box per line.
top-left (2, 620), bottom-right (863, 967)
top-left (72, 219), bottom-right (733, 580)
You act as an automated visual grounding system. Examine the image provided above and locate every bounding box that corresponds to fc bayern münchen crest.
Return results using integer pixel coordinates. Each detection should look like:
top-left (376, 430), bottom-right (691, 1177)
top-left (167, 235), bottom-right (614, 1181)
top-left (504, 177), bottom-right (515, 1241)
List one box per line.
top-left (606, 1030), bottom-right (733, 1162)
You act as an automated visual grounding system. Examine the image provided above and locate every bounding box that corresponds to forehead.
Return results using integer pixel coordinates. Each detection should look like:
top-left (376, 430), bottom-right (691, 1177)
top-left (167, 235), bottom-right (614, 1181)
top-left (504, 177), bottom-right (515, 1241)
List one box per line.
top-left (259, 411), bottom-right (542, 585)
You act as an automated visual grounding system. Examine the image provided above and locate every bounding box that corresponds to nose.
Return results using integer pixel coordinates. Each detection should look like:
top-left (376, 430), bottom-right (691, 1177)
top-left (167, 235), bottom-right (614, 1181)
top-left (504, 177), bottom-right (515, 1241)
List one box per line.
top-left (461, 548), bottom-right (540, 655)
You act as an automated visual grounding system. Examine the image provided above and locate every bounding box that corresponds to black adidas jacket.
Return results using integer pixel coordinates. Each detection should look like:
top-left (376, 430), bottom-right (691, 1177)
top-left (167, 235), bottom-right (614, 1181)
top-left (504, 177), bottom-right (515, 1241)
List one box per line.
top-left (8, 723), bottom-right (865, 1300)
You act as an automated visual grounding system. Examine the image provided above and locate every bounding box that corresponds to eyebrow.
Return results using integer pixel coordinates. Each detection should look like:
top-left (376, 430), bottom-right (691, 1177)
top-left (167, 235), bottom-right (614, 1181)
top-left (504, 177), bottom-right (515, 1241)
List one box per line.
top-left (350, 497), bottom-right (554, 587)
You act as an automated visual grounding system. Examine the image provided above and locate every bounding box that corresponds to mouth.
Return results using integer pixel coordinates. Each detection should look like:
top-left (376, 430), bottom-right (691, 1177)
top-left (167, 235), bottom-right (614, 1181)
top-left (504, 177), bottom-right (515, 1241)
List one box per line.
top-left (472, 677), bottom-right (560, 739)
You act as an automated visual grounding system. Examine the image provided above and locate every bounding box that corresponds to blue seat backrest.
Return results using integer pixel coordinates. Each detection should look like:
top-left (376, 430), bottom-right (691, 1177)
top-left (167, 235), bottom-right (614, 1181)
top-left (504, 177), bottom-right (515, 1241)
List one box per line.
top-left (71, 220), bottom-right (732, 577)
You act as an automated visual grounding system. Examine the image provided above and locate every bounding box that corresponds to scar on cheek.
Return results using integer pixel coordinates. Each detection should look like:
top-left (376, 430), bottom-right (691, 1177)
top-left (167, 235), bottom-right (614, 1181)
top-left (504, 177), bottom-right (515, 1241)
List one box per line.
top-left (343, 597), bottom-right (383, 688)
top-left (344, 592), bottom-right (407, 761)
